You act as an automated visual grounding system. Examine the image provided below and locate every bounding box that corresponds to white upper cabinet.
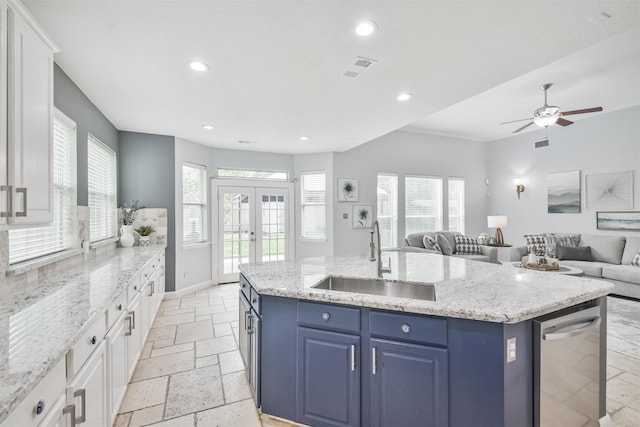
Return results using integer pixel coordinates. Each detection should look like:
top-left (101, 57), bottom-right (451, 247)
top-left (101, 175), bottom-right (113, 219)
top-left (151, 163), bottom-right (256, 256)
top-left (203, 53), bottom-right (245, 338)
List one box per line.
top-left (1, 0), bottom-right (59, 225)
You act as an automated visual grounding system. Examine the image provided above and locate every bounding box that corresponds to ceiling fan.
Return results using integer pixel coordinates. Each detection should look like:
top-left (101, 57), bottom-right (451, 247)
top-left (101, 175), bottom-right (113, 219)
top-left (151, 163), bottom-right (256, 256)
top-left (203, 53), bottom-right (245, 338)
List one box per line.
top-left (501, 83), bottom-right (603, 134)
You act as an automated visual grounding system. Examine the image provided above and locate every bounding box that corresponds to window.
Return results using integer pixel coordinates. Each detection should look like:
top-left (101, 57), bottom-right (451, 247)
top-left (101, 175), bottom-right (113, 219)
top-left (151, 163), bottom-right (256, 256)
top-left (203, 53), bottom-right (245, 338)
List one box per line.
top-left (88, 134), bottom-right (117, 242)
top-left (405, 175), bottom-right (442, 235)
top-left (9, 110), bottom-right (77, 263)
top-left (183, 162), bottom-right (207, 244)
top-left (217, 168), bottom-right (288, 181)
top-left (300, 172), bottom-right (326, 240)
top-left (376, 174), bottom-right (398, 249)
top-left (448, 177), bottom-right (465, 234)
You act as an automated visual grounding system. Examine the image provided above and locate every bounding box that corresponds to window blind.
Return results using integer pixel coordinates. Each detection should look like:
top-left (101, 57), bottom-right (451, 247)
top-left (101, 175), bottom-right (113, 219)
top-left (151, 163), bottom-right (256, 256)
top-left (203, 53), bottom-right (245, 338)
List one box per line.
top-left (405, 175), bottom-right (443, 235)
top-left (376, 174), bottom-right (398, 249)
top-left (88, 135), bottom-right (117, 242)
top-left (448, 178), bottom-right (465, 234)
top-left (183, 163), bottom-right (207, 243)
top-left (9, 110), bottom-right (77, 263)
top-left (301, 172), bottom-right (326, 240)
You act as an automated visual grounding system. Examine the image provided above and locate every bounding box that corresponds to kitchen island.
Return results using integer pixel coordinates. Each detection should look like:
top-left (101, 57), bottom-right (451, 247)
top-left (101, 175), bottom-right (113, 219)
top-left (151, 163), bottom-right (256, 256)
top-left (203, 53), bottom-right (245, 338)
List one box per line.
top-left (239, 251), bottom-right (614, 427)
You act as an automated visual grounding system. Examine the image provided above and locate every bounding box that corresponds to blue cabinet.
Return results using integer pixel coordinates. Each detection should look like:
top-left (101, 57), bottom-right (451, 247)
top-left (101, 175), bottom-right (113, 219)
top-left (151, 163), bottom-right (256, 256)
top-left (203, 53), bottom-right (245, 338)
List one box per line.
top-left (369, 338), bottom-right (448, 427)
top-left (297, 327), bottom-right (360, 427)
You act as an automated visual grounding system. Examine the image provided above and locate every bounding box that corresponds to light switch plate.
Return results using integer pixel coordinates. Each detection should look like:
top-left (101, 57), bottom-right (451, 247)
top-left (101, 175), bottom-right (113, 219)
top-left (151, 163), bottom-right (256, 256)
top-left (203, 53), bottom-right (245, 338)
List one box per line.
top-left (507, 337), bottom-right (516, 363)
top-left (343, 213), bottom-right (349, 219)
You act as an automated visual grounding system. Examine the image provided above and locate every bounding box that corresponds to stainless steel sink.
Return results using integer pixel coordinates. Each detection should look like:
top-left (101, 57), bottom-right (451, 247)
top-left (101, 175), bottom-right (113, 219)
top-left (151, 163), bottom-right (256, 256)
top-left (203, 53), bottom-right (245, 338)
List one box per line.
top-left (312, 276), bottom-right (436, 301)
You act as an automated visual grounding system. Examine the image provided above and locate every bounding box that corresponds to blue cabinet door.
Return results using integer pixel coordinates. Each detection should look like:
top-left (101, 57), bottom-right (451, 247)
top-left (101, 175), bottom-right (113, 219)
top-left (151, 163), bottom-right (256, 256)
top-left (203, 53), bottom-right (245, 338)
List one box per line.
top-left (370, 338), bottom-right (448, 427)
top-left (297, 327), bottom-right (360, 427)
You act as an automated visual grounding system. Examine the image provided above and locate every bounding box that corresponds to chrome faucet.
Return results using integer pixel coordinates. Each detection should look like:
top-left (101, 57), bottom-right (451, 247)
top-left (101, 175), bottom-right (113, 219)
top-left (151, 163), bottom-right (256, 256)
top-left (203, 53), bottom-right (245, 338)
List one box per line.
top-left (370, 220), bottom-right (391, 278)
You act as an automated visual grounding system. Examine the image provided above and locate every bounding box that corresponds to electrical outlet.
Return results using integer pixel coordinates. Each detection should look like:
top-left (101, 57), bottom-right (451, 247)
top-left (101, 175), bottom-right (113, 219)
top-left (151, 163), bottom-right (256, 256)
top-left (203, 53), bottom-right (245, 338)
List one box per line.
top-left (507, 337), bottom-right (516, 363)
top-left (343, 213), bottom-right (349, 219)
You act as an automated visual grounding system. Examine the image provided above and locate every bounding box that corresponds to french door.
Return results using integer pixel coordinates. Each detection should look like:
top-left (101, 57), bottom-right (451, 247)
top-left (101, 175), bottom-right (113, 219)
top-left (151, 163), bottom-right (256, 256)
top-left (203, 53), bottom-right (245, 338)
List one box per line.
top-left (214, 181), bottom-right (293, 283)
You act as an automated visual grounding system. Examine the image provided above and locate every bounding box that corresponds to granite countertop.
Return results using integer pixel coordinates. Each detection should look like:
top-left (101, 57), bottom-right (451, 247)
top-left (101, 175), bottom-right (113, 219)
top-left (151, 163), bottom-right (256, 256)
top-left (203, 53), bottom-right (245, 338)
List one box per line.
top-left (239, 251), bottom-right (614, 324)
top-left (0, 245), bottom-right (166, 424)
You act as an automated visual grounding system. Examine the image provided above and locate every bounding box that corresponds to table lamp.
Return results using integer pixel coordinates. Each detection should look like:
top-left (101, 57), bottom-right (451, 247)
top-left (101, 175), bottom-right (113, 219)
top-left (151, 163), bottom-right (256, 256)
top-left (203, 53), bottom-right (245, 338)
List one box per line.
top-left (487, 215), bottom-right (508, 245)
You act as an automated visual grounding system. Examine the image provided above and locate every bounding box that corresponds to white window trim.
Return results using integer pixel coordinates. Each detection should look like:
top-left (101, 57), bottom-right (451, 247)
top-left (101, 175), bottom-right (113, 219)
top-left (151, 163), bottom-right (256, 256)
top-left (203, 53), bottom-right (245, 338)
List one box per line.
top-left (300, 171), bottom-right (327, 241)
top-left (183, 162), bottom-right (208, 245)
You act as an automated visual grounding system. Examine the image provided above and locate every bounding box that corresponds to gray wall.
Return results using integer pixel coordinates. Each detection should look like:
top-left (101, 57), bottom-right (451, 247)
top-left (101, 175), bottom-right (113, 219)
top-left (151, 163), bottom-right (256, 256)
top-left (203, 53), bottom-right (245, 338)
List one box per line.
top-left (119, 131), bottom-right (176, 291)
top-left (486, 106), bottom-right (640, 245)
top-left (53, 64), bottom-right (119, 205)
top-left (333, 130), bottom-right (489, 255)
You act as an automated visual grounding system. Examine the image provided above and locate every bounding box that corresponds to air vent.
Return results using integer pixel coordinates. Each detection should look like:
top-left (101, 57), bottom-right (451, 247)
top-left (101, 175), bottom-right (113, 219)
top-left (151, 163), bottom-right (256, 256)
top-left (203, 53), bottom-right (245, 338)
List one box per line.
top-left (237, 140), bottom-right (258, 145)
top-left (343, 56), bottom-right (377, 78)
top-left (534, 139), bottom-right (550, 149)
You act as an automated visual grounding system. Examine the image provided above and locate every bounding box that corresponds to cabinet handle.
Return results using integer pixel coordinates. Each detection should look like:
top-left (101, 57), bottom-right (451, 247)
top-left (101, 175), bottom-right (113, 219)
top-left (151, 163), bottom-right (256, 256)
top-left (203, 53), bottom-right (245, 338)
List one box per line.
top-left (372, 347), bottom-right (377, 375)
top-left (246, 311), bottom-right (253, 334)
top-left (90, 336), bottom-right (97, 345)
top-left (321, 312), bottom-right (330, 321)
top-left (16, 187), bottom-right (27, 217)
top-left (35, 399), bottom-right (46, 415)
top-left (351, 344), bottom-right (356, 372)
top-left (401, 323), bottom-right (411, 334)
top-left (148, 281), bottom-right (154, 297)
top-left (74, 388), bottom-right (86, 424)
top-left (130, 310), bottom-right (136, 330)
top-left (125, 314), bottom-right (132, 336)
top-left (116, 304), bottom-right (122, 311)
top-left (0, 185), bottom-right (11, 218)
top-left (62, 403), bottom-right (76, 427)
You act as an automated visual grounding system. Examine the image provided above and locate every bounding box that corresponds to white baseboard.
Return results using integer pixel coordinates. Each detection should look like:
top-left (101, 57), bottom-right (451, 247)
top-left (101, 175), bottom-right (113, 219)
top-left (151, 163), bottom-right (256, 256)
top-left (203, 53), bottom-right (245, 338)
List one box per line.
top-left (599, 414), bottom-right (612, 426)
top-left (163, 280), bottom-right (216, 299)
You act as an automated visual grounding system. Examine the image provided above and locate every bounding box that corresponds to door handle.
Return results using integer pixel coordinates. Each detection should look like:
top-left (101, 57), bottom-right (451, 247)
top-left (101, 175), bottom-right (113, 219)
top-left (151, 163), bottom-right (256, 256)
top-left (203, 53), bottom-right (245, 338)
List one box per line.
top-left (372, 346), bottom-right (377, 375)
top-left (74, 388), bottom-right (86, 424)
top-left (250, 231), bottom-right (255, 242)
top-left (351, 344), bottom-right (356, 372)
top-left (543, 317), bottom-right (601, 341)
top-left (0, 185), bottom-right (11, 218)
top-left (16, 187), bottom-right (27, 217)
top-left (246, 311), bottom-right (253, 334)
top-left (62, 403), bottom-right (76, 427)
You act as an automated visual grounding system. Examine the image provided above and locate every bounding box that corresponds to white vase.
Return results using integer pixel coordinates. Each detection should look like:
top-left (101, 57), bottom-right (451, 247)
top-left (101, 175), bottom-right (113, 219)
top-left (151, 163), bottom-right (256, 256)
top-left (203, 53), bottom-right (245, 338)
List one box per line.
top-left (120, 225), bottom-right (135, 248)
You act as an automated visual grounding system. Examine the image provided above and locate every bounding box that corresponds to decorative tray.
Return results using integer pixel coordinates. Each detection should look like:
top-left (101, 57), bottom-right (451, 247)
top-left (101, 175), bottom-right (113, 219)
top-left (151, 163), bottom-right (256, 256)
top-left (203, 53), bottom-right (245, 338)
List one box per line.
top-left (518, 262), bottom-right (560, 271)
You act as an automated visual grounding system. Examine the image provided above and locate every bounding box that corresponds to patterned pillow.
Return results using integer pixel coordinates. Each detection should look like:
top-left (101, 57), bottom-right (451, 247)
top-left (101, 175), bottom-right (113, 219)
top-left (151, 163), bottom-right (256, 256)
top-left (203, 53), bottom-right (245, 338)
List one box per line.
top-left (524, 234), bottom-right (547, 256)
top-left (423, 235), bottom-right (442, 253)
top-left (632, 250), bottom-right (640, 267)
top-left (543, 234), bottom-right (578, 257)
top-left (454, 235), bottom-right (481, 255)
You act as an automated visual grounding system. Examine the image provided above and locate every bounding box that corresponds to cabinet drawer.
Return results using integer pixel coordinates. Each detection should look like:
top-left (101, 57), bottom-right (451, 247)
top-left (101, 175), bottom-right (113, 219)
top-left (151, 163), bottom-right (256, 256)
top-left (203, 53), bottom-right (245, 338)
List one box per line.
top-left (127, 271), bottom-right (141, 303)
top-left (67, 313), bottom-right (106, 379)
top-left (250, 287), bottom-right (261, 314)
top-left (1, 357), bottom-right (65, 427)
top-left (297, 302), bottom-right (360, 334)
top-left (239, 274), bottom-right (251, 301)
top-left (369, 311), bottom-right (447, 346)
top-left (105, 292), bottom-right (127, 332)
top-left (141, 264), bottom-right (152, 283)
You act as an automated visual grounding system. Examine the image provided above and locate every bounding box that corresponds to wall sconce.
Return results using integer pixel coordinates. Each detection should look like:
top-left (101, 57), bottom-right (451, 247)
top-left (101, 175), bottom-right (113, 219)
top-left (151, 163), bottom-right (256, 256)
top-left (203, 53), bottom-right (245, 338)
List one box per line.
top-left (514, 177), bottom-right (525, 199)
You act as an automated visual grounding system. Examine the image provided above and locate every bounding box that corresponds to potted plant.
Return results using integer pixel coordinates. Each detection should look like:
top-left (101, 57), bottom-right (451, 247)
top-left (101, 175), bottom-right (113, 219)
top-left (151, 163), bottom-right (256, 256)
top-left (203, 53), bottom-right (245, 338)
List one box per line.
top-left (120, 200), bottom-right (144, 248)
top-left (135, 225), bottom-right (154, 247)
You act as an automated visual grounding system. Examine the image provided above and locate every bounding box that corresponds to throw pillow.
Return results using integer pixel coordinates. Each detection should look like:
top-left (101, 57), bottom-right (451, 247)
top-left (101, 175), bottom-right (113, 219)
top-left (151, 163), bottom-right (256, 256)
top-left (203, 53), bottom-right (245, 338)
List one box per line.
top-left (436, 233), bottom-right (453, 256)
top-left (524, 234), bottom-right (547, 256)
top-left (423, 235), bottom-right (442, 253)
top-left (543, 234), bottom-right (578, 257)
top-left (557, 245), bottom-right (592, 261)
top-left (454, 235), bottom-right (481, 256)
top-left (632, 250), bottom-right (640, 267)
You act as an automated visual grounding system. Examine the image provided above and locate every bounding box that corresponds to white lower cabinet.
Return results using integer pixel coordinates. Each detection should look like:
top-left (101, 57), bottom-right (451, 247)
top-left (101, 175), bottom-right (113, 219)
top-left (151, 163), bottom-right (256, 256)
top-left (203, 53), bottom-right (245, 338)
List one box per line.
top-left (126, 293), bottom-right (143, 380)
top-left (106, 314), bottom-right (128, 426)
top-left (67, 341), bottom-right (107, 427)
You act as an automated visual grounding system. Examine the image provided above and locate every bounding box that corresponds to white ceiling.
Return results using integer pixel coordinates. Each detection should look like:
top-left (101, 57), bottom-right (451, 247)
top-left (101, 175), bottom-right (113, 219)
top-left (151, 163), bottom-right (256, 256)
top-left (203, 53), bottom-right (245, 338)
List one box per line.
top-left (23, 1), bottom-right (640, 154)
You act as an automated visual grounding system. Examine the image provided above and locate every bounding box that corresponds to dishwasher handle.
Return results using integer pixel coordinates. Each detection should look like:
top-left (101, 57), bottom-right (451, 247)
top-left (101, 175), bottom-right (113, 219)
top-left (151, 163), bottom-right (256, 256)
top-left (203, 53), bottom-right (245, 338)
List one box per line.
top-left (542, 317), bottom-right (601, 341)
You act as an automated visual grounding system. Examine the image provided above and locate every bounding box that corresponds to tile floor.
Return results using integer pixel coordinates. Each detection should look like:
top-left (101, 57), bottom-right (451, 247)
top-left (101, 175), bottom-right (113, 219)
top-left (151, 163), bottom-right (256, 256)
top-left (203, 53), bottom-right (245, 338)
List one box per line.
top-left (114, 284), bottom-right (640, 427)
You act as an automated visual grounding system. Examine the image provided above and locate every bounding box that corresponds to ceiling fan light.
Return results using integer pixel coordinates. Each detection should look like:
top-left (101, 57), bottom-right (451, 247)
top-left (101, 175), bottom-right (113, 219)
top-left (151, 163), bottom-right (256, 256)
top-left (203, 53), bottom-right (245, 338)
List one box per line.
top-left (533, 115), bottom-right (559, 127)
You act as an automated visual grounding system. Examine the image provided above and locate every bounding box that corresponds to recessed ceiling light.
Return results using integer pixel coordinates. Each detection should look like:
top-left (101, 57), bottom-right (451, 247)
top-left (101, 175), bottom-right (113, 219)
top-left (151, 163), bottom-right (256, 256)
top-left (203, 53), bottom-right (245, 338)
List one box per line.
top-left (188, 61), bottom-right (210, 72)
top-left (202, 124), bottom-right (214, 130)
top-left (396, 92), bottom-right (413, 101)
top-left (355, 21), bottom-right (377, 37)
top-left (299, 136), bottom-right (310, 141)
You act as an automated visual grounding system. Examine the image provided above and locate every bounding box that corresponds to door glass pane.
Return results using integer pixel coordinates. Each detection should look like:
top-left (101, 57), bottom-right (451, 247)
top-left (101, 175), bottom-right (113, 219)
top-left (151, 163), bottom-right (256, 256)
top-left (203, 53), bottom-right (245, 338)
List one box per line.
top-left (260, 192), bottom-right (286, 262)
top-left (223, 192), bottom-right (251, 274)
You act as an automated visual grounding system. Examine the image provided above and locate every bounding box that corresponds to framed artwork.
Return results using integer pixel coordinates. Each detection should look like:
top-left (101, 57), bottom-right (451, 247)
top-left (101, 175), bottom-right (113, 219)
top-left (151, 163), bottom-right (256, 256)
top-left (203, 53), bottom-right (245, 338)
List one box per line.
top-left (596, 211), bottom-right (640, 231)
top-left (338, 178), bottom-right (358, 202)
top-left (586, 171), bottom-right (633, 210)
top-left (353, 205), bottom-right (372, 228)
top-left (548, 170), bottom-right (581, 213)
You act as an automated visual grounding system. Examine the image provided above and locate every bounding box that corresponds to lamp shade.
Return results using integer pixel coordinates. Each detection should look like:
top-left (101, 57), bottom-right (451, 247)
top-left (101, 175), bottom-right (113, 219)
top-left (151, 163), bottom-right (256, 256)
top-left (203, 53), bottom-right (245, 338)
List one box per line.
top-left (487, 215), bottom-right (508, 228)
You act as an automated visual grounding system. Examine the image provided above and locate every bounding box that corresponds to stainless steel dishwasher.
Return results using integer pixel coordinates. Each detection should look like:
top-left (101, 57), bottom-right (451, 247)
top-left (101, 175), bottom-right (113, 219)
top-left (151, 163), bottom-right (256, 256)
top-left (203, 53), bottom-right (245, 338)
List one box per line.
top-left (533, 302), bottom-right (605, 427)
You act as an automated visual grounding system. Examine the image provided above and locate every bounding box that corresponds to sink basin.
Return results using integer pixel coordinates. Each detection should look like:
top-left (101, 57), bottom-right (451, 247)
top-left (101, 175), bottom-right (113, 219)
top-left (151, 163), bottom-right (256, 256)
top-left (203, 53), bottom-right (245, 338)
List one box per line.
top-left (312, 276), bottom-right (436, 301)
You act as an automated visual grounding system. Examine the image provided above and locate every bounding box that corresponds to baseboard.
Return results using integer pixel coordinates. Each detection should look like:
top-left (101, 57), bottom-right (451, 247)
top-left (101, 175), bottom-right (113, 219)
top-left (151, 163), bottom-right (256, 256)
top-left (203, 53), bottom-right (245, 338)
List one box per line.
top-left (599, 414), bottom-right (612, 426)
top-left (163, 280), bottom-right (216, 299)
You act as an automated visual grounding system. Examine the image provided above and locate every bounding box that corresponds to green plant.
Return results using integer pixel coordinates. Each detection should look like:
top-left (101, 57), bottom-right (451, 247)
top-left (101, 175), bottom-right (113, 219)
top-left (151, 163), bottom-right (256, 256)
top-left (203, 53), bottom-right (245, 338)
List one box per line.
top-left (122, 200), bottom-right (144, 225)
top-left (135, 225), bottom-right (154, 236)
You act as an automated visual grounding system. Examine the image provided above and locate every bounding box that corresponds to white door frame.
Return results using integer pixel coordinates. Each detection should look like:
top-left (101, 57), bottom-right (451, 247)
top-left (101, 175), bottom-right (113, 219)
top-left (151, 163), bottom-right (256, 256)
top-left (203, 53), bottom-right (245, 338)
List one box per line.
top-left (211, 178), bottom-right (295, 284)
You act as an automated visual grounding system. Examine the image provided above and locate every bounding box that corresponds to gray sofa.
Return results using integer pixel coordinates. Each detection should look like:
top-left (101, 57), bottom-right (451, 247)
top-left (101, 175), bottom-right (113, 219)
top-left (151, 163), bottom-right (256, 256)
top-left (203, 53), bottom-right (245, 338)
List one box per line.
top-left (511, 234), bottom-right (640, 299)
top-left (402, 231), bottom-right (498, 263)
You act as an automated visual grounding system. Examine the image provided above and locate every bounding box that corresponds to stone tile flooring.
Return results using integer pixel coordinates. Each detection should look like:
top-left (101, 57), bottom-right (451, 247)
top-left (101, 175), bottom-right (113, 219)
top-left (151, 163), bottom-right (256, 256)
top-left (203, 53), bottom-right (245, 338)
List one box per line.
top-left (115, 285), bottom-right (640, 426)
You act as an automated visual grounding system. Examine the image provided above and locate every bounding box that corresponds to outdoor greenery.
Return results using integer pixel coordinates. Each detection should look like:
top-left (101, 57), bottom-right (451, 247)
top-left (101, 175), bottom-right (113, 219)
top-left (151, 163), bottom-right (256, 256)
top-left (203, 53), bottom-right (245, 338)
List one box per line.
top-left (223, 233), bottom-right (285, 258)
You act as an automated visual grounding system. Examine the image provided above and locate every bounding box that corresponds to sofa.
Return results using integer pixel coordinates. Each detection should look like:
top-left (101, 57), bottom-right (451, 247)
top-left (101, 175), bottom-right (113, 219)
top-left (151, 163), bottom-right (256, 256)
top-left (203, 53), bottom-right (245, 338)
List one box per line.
top-left (402, 231), bottom-right (498, 263)
top-left (511, 234), bottom-right (640, 299)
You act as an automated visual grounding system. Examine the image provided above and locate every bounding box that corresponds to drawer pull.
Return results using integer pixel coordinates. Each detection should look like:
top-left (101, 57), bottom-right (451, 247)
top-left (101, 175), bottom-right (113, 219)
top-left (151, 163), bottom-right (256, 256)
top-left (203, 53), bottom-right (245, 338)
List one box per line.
top-left (351, 344), bottom-right (356, 372)
top-left (90, 336), bottom-right (97, 345)
top-left (401, 324), bottom-right (411, 334)
top-left (372, 347), bottom-right (377, 375)
top-left (116, 304), bottom-right (122, 311)
top-left (322, 312), bottom-right (330, 321)
top-left (62, 403), bottom-right (76, 427)
top-left (35, 399), bottom-right (45, 415)
top-left (134, 285), bottom-right (137, 291)
top-left (74, 388), bottom-right (86, 424)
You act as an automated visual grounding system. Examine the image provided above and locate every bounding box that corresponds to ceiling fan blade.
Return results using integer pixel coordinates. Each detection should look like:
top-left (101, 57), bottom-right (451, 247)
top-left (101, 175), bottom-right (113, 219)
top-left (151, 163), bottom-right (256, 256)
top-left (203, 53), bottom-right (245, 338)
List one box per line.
top-left (513, 122), bottom-right (535, 133)
top-left (556, 117), bottom-right (573, 126)
top-left (560, 107), bottom-right (603, 116)
top-left (500, 117), bottom-right (534, 125)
